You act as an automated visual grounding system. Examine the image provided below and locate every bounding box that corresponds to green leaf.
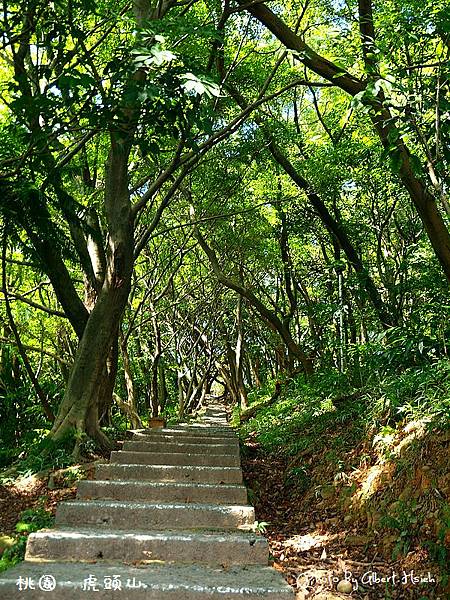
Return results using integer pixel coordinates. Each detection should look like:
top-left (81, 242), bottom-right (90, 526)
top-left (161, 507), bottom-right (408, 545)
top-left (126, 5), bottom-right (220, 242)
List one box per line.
top-left (179, 73), bottom-right (221, 98)
top-left (409, 154), bottom-right (422, 176)
top-left (389, 149), bottom-right (402, 173)
top-left (387, 127), bottom-right (400, 145)
top-left (350, 90), bottom-right (365, 108)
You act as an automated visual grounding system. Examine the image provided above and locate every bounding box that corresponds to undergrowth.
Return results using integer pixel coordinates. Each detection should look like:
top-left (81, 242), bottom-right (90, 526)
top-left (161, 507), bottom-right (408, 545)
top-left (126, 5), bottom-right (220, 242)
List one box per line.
top-left (235, 357), bottom-right (450, 455)
top-left (0, 413), bottom-right (131, 482)
top-left (0, 499), bottom-right (54, 573)
top-left (235, 356), bottom-right (450, 583)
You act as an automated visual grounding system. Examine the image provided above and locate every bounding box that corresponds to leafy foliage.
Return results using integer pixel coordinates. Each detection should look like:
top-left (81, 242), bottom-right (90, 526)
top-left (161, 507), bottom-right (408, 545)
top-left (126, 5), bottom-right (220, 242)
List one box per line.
top-left (0, 501), bottom-right (54, 573)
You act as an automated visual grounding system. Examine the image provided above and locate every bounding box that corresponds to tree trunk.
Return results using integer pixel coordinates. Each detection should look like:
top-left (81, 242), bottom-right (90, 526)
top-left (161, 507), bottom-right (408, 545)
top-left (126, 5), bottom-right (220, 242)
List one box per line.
top-left (150, 303), bottom-right (163, 418)
top-left (50, 284), bottom-right (131, 452)
top-left (120, 332), bottom-right (143, 429)
top-left (98, 337), bottom-right (119, 427)
top-left (2, 237), bottom-right (55, 422)
top-left (158, 359), bottom-right (168, 413)
top-left (250, 356), bottom-right (262, 387)
top-left (221, 82), bottom-right (394, 328)
top-left (178, 370), bottom-right (186, 418)
top-left (231, 297), bottom-right (248, 409)
top-left (50, 137), bottom-right (134, 453)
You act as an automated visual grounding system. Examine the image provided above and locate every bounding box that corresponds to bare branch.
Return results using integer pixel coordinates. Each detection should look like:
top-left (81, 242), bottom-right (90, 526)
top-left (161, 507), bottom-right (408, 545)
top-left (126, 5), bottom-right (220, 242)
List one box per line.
top-left (0, 289), bottom-right (67, 318)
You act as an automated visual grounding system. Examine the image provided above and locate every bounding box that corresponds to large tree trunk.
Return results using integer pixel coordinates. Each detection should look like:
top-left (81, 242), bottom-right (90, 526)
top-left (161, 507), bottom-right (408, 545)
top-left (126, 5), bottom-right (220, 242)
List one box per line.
top-left (50, 137), bottom-right (134, 453)
top-left (50, 284), bottom-right (132, 452)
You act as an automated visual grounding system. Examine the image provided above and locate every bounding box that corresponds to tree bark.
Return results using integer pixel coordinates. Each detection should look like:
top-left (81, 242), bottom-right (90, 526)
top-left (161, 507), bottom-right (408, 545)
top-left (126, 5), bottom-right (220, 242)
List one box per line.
top-left (50, 136), bottom-right (134, 453)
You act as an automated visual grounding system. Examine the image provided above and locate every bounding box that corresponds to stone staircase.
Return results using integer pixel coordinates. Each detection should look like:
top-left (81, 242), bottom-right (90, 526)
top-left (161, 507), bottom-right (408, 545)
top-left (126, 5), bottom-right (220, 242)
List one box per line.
top-left (0, 405), bottom-right (294, 599)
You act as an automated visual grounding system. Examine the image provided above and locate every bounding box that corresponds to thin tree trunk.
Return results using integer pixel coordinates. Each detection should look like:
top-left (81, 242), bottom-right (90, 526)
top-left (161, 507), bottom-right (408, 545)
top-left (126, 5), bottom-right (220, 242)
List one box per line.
top-left (222, 83), bottom-right (395, 328)
top-left (150, 303), bottom-right (162, 418)
top-left (234, 296), bottom-right (248, 409)
top-left (158, 359), bottom-right (168, 413)
top-left (2, 236), bottom-right (54, 422)
top-left (250, 357), bottom-right (262, 388)
top-left (119, 331), bottom-right (143, 429)
top-left (98, 337), bottom-right (119, 427)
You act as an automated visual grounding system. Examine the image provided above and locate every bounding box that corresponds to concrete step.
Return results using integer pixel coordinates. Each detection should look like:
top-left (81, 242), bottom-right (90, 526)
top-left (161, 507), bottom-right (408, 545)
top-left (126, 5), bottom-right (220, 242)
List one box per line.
top-left (26, 527), bottom-right (268, 565)
top-left (169, 428), bottom-right (234, 434)
top-left (77, 479), bottom-right (248, 505)
top-left (201, 414), bottom-right (228, 421)
top-left (131, 432), bottom-right (239, 445)
top-left (122, 440), bottom-right (239, 455)
top-left (109, 451), bottom-right (240, 467)
top-left (55, 500), bottom-right (255, 530)
top-left (135, 427), bottom-right (237, 438)
top-left (95, 463), bottom-right (243, 484)
top-left (0, 562), bottom-right (294, 599)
